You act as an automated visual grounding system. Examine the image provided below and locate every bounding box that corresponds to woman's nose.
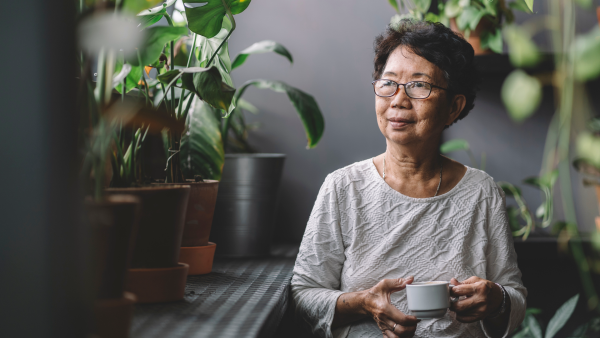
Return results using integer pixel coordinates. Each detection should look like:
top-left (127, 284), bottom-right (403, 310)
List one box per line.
top-left (391, 85), bottom-right (412, 109)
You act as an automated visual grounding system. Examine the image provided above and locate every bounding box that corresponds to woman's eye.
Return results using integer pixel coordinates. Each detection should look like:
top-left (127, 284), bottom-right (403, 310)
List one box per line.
top-left (414, 82), bottom-right (425, 88)
top-left (382, 81), bottom-right (394, 87)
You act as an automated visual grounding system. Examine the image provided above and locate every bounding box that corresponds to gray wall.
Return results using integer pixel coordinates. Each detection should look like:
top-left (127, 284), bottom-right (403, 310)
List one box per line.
top-left (228, 0), bottom-right (600, 243)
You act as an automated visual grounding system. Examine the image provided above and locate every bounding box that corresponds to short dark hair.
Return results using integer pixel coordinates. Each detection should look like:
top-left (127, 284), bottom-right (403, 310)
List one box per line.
top-left (373, 19), bottom-right (479, 125)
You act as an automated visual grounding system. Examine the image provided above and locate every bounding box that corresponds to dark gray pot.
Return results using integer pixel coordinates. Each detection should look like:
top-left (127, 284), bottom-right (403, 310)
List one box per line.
top-left (210, 154), bottom-right (286, 257)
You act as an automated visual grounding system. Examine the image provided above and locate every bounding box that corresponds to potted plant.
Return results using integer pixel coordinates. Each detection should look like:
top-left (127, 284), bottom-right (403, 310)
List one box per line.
top-left (172, 36), bottom-right (325, 256)
top-left (386, 0), bottom-right (534, 54)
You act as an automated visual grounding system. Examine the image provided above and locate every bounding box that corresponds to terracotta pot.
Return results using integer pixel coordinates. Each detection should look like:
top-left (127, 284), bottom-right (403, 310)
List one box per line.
top-left (126, 263), bottom-right (189, 303)
top-left (94, 292), bottom-right (136, 338)
top-left (450, 17), bottom-right (495, 55)
top-left (180, 242), bottom-right (217, 275)
top-left (85, 195), bottom-right (141, 299)
top-left (106, 186), bottom-right (190, 268)
top-left (156, 180), bottom-right (219, 247)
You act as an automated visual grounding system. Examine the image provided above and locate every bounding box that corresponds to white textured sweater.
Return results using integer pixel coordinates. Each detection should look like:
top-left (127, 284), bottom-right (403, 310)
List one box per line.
top-left (291, 159), bottom-right (527, 338)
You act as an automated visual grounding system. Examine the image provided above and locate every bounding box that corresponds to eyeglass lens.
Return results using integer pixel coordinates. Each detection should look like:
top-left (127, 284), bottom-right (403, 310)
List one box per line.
top-left (373, 80), bottom-right (432, 98)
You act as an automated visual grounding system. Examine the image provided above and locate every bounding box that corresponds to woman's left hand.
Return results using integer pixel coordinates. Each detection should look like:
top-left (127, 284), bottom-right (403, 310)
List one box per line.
top-left (449, 277), bottom-right (503, 323)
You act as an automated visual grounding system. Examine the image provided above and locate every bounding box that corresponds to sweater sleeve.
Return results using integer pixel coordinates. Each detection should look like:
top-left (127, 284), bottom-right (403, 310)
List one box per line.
top-left (291, 174), bottom-right (346, 338)
top-left (480, 186), bottom-right (528, 338)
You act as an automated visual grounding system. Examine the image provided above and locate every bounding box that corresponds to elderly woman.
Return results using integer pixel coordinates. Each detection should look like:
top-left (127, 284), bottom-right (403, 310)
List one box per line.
top-left (291, 20), bottom-right (526, 338)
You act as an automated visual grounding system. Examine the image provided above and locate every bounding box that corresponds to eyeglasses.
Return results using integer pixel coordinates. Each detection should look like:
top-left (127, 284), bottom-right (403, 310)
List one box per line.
top-left (371, 79), bottom-right (449, 99)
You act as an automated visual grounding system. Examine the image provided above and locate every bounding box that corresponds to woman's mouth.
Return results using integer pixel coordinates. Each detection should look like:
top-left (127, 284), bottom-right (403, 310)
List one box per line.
top-left (388, 118), bottom-right (414, 129)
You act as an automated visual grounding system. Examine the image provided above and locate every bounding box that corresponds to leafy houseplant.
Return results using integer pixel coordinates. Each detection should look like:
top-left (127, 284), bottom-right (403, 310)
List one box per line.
top-left (387, 0), bottom-right (535, 54)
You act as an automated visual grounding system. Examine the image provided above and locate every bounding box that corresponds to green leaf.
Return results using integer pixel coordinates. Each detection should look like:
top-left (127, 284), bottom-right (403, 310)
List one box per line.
top-left (527, 315), bottom-right (543, 338)
top-left (388, 0), bottom-right (400, 13)
top-left (136, 0), bottom-right (177, 29)
top-left (231, 40), bottom-right (294, 70)
top-left (413, 0), bottom-right (432, 13)
top-left (183, 0), bottom-right (251, 38)
top-left (504, 25), bottom-right (540, 67)
top-left (444, 0), bottom-right (462, 18)
top-left (114, 59), bottom-right (143, 93)
top-left (424, 12), bottom-right (440, 23)
top-left (574, 0), bottom-right (592, 9)
top-left (576, 132), bottom-right (600, 169)
top-left (180, 97), bottom-right (225, 180)
top-left (234, 79), bottom-right (325, 148)
top-left (506, 206), bottom-right (522, 231)
top-left (502, 69), bottom-right (542, 123)
top-left (196, 15), bottom-right (234, 87)
top-left (573, 27), bottom-right (600, 82)
top-left (194, 66), bottom-right (236, 111)
top-left (237, 98), bottom-right (258, 114)
top-left (456, 6), bottom-right (480, 31)
top-left (157, 67), bottom-right (213, 93)
top-left (129, 26), bottom-right (189, 66)
top-left (509, 0), bottom-right (533, 13)
top-left (524, 0), bottom-right (534, 11)
top-left (481, 27), bottom-right (503, 54)
top-left (545, 294), bottom-right (579, 338)
top-left (123, 0), bottom-right (163, 14)
top-left (440, 139), bottom-right (470, 153)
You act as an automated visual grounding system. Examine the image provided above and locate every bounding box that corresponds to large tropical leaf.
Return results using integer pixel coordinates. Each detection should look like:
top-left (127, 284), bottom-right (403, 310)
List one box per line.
top-left (183, 0), bottom-right (251, 38)
top-left (180, 96), bottom-right (225, 180)
top-left (196, 16), bottom-right (234, 83)
top-left (157, 66), bottom-right (211, 93)
top-left (231, 40), bottom-right (293, 70)
top-left (128, 26), bottom-right (189, 66)
top-left (234, 79), bottom-right (325, 148)
top-left (545, 294), bottom-right (579, 338)
top-left (123, 0), bottom-right (163, 15)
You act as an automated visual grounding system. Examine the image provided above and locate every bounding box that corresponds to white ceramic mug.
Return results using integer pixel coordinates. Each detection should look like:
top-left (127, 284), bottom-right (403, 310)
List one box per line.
top-left (406, 281), bottom-right (455, 319)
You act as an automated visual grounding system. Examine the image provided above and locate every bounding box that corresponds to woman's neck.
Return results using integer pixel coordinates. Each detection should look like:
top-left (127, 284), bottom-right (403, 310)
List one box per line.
top-left (384, 140), bottom-right (442, 182)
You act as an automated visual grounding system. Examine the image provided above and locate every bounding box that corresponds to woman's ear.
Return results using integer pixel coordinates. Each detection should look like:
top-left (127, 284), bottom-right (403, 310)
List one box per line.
top-left (446, 94), bottom-right (466, 126)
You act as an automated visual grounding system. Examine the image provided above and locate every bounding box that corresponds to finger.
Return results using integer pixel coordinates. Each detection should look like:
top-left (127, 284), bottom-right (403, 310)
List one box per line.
top-left (450, 277), bottom-right (461, 286)
top-left (395, 325), bottom-right (417, 337)
top-left (451, 283), bottom-right (479, 297)
top-left (459, 276), bottom-right (482, 285)
top-left (455, 312), bottom-right (481, 323)
top-left (381, 276), bottom-right (414, 293)
top-left (449, 295), bottom-right (480, 312)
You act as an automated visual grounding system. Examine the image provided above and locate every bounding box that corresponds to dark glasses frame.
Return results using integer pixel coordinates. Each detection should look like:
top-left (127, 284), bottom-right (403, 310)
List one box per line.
top-left (371, 79), bottom-right (450, 99)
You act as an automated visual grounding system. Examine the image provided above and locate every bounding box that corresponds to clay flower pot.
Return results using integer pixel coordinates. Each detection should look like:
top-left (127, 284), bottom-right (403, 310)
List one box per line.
top-left (450, 17), bottom-right (495, 55)
top-left (106, 185), bottom-right (191, 303)
top-left (85, 194), bottom-right (141, 338)
top-left (156, 180), bottom-right (219, 275)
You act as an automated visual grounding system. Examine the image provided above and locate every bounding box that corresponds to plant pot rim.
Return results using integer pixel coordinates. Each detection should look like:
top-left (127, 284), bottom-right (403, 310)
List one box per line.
top-left (225, 153), bottom-right (286, 159)
top-left (105, 185), bottom-right (190, 193)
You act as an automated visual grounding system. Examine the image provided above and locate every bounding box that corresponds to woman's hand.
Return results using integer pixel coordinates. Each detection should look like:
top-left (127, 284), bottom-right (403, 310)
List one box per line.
top-left (362, 276), bottom-right (420, 338)
top-left (449, 277), bottom-right (504, 323)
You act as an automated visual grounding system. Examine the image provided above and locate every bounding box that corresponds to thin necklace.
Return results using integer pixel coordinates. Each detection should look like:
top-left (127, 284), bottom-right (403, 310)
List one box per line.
top-left (382, 153), bottom-right (443, 197)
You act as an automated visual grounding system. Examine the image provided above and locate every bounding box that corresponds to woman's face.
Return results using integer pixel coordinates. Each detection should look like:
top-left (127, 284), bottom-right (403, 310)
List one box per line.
top-left (375, 46), bottom-right (464, 147)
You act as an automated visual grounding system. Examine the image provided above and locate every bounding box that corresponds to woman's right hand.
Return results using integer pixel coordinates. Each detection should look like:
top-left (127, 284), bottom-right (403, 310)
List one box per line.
top-left (362, 276), bottom-right (420, 338)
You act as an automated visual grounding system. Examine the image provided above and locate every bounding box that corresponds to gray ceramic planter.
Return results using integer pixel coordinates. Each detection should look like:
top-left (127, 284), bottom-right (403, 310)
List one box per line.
top-left (210, 154), bottom-right (286, 257)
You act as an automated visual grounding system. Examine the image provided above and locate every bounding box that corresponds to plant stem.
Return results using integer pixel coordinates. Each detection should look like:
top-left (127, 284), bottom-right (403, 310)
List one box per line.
top-left (177, 34), bottom-right (198, 119)
top-left (222, 111), bottom-right (232, 151)
top-left (207, 0), bottom-right (236, 67)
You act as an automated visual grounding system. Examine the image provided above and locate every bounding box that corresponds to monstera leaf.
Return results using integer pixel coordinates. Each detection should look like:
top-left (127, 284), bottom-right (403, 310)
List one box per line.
top-left (234, 79), bottom-right (324, 148)
top-left (183, 0), bottom-right (251, 38)
top-left (128, 26), bottom-right (189, 66)
top-left (136, 0), bottom-right (177, 29)
top-left (123, 0), bottom-right (163, 15)
top-left (231, 40), bottom-right (293, 70)
top-left (114, 57), bottom-right (143, 93)
top-left (157, 66), bottom-right (236, 112)
top-left (180, 96), bottom-right (225, 180)
top-left (196, 16), bottom-right (234, 87)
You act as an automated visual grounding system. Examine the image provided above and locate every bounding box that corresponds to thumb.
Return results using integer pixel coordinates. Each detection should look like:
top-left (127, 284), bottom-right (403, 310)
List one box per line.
top-left (450, 278), bottom-right (462, 286)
